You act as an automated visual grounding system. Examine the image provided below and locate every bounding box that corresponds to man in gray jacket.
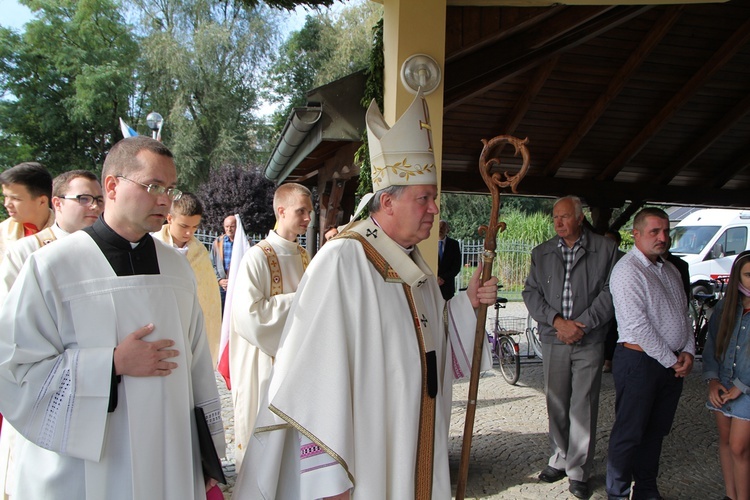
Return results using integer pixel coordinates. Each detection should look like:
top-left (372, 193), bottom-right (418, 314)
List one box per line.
top-left (523, 195), bottom-right (618, 499)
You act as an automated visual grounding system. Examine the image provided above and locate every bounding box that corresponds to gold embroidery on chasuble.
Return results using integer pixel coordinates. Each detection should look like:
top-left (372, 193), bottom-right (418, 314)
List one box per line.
top-left (266, 404), bottom-right (356, 486)
top-left (33, 227), bottom-right (57, 247)
top-left (337, 229), bottom-right (437, 499)
top-left (255, 238), bottom-right (309, 364)
top-left (255, 239), bottom-right (309, 297)
top-left (337, 230), bottom-right (400, 283)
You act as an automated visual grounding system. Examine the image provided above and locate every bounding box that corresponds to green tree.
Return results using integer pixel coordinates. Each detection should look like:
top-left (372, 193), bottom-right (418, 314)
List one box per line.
top-left (132, 0), bottom-right (284, 190)
top-left (440, 193), bottom-right (492, 240)
top-left (313, 1), bottom-right (382, 88)
top-left (265, 14), bottom-right (328, 132)
top-left (0, 0), bottom-right (138, 174)
top-left (265, 0), bottom-right (381, 134)
top-left (501, 195), bottom-right (554, 215)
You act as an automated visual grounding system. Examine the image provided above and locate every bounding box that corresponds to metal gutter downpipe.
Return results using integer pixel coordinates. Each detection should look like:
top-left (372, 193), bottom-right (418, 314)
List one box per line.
top-left (264, 107), bottom-right (323, 183)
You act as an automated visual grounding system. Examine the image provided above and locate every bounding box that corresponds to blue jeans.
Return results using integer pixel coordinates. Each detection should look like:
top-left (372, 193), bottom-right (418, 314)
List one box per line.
top-left (606, 345), bottom-right (683, 499)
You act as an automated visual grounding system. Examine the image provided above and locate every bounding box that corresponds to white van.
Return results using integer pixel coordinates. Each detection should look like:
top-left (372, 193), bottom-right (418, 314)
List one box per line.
top-left (669, 208), bottom-right (750, 291)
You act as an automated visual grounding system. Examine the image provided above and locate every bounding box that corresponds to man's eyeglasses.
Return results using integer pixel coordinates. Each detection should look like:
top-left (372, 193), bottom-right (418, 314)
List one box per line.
top-left (61, 194), bottom-right (105, 207)
top-left (116, 176), bottom-right (182, 201)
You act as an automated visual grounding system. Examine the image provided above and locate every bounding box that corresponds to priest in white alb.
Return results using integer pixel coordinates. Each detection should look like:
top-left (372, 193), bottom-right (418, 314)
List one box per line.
top-left (232, 90), bottom-right (497, 499)
top-left (0, 137), bottom-right (225, 500)
top-left (229, 182), bottom-right (312, 472)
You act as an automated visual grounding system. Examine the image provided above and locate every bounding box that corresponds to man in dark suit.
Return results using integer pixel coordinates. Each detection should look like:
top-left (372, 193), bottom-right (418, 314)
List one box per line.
top-left (437, 220), bottom-right (462, 300)
top-left (665, 234), bottom-right (691, 304)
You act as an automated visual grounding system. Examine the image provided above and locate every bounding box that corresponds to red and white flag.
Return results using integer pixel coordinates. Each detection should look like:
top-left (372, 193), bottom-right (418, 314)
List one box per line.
top-left (217, 214), bottom-right (251, 389)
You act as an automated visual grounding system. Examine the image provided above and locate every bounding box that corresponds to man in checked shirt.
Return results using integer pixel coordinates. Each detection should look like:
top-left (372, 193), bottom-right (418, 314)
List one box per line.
top-left (606, 207), bottom-right (695, 500)
top-left (523, 195), bottom-right (619, 499)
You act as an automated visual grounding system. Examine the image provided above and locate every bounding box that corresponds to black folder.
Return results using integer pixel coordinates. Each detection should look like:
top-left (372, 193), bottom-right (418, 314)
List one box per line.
top-left (195, 406), bottom-right (227, 484)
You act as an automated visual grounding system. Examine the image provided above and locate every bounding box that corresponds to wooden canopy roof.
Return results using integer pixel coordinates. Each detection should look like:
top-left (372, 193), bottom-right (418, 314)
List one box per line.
top-left (441, 0), bottom-right (750, 209)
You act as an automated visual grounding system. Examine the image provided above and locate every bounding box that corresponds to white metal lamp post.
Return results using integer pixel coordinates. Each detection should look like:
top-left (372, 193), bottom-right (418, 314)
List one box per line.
top-left (146, 112), bottom-right (164, 140)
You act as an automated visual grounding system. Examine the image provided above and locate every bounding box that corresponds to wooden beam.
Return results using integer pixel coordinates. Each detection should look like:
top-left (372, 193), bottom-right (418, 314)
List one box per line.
top-left (655, 93), bottom-right (750, 185)
top-left (711, 142), bottom-right (750, 189)
top-left (444, 5), bottom-right (652, 110)
top-left (446, 6), bottom-right (610, 86)
top-left (440, 171), bottom-right (750, 208)
top-left (596, 15), bottom-right (750, 181)
top-left (488, 56), bottom-right (559, 159)
top-left (542, 5), bottom-right (683, 177)
top-left (445, 5), bottom-right (565, 61)
top-left (499, 55), bottom-right (558, 136)
top-left (610, 201), bottom-right (644, 232)
top-left (589, 206), bottom-right (613, 234)
top-left (321, 179), bottom-right (346, 247)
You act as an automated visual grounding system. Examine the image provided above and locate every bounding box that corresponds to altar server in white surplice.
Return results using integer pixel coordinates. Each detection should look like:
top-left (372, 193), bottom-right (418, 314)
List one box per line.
top-left (230, 182), bottom-right (312, 472)
top-left (0, 169), bottom-right (104, 500)
top-left (232, 90), bottom-right (498, 499)
top-left (0, 162), bottom-right (55, 265)
top-left (0, 137), bottom-right (225, 500)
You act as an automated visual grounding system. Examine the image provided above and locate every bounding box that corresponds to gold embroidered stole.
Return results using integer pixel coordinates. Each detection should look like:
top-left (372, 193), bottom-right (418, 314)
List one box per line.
top-left (339, 220), bottom-right (437, 500)
top-left (33, 227), bottom-right (57, 247)
top-left (255, 239), bottom-right (309, 297)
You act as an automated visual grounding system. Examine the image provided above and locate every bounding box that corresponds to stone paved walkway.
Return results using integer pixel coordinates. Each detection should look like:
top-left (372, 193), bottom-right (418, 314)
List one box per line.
top-left (216, 302), bottom-right (725, 499)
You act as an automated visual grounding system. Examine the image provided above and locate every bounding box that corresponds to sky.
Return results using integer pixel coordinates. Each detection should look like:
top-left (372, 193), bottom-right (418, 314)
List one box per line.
top-left (1, 0), bottom-right (33, 31)
top-left (0, 0), bottom-right (310, 32)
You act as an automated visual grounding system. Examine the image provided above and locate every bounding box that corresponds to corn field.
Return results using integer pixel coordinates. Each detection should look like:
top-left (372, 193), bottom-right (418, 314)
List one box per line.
top-left (457, 239), bottom-right (535, 301)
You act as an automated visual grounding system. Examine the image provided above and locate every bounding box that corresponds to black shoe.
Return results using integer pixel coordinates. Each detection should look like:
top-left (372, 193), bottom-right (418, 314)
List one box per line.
top-left (538, 465), bottom-right (566, 483)
top-left (569, 479), bottom-right (590, 499)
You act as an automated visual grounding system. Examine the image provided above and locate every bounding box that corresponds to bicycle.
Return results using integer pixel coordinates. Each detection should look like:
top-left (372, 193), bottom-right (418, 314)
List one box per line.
top-left (486, 295), bottom-right (544, 385)
top-left (524, 313), bottom-right (544, 360)
top-left (691, 278), bottom-right (726, 355)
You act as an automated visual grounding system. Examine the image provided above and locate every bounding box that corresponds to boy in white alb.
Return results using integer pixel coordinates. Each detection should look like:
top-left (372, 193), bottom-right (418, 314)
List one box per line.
top-left (153, 193), bottom-right (222, 365)
top-left (229, 183), bottom-right (313, 472)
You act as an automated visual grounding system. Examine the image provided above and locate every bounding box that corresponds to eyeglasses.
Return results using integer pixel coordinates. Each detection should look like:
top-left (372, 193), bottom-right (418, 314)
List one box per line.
top-left (116, 176), bottom-right (182, 201)
top-left (61, 194), bottom-right (105, 207)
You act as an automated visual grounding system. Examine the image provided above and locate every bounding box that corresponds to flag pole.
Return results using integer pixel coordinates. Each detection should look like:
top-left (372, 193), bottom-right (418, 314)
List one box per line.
top-left (455, 135), bottom-right (530, 499)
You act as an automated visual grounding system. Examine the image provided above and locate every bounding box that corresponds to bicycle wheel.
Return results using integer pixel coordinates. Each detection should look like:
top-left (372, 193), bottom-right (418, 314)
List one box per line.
top-left (496, 336), bottom-right (520, 385)
top-left (526, 313), bottom-right (544, 360)
top-left (695, 313), bottom-right (708, 355)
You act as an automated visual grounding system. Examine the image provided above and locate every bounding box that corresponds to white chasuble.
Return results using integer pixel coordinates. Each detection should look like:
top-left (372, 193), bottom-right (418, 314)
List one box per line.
top-left (233, 219), bottom-right (484, 499)
top-left (0, 232), bottom-right (224, 500)
top-left (229, 230), bottom-right (307, 472)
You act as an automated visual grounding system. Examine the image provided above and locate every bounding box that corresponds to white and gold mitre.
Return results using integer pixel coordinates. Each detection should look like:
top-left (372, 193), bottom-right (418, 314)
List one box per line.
top-left (366, 90), bottom-right (437, 192)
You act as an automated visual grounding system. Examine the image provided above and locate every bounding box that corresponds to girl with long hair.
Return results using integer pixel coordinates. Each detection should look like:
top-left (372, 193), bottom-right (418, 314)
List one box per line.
top-left (704, 250), bottom-right (750, 500)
